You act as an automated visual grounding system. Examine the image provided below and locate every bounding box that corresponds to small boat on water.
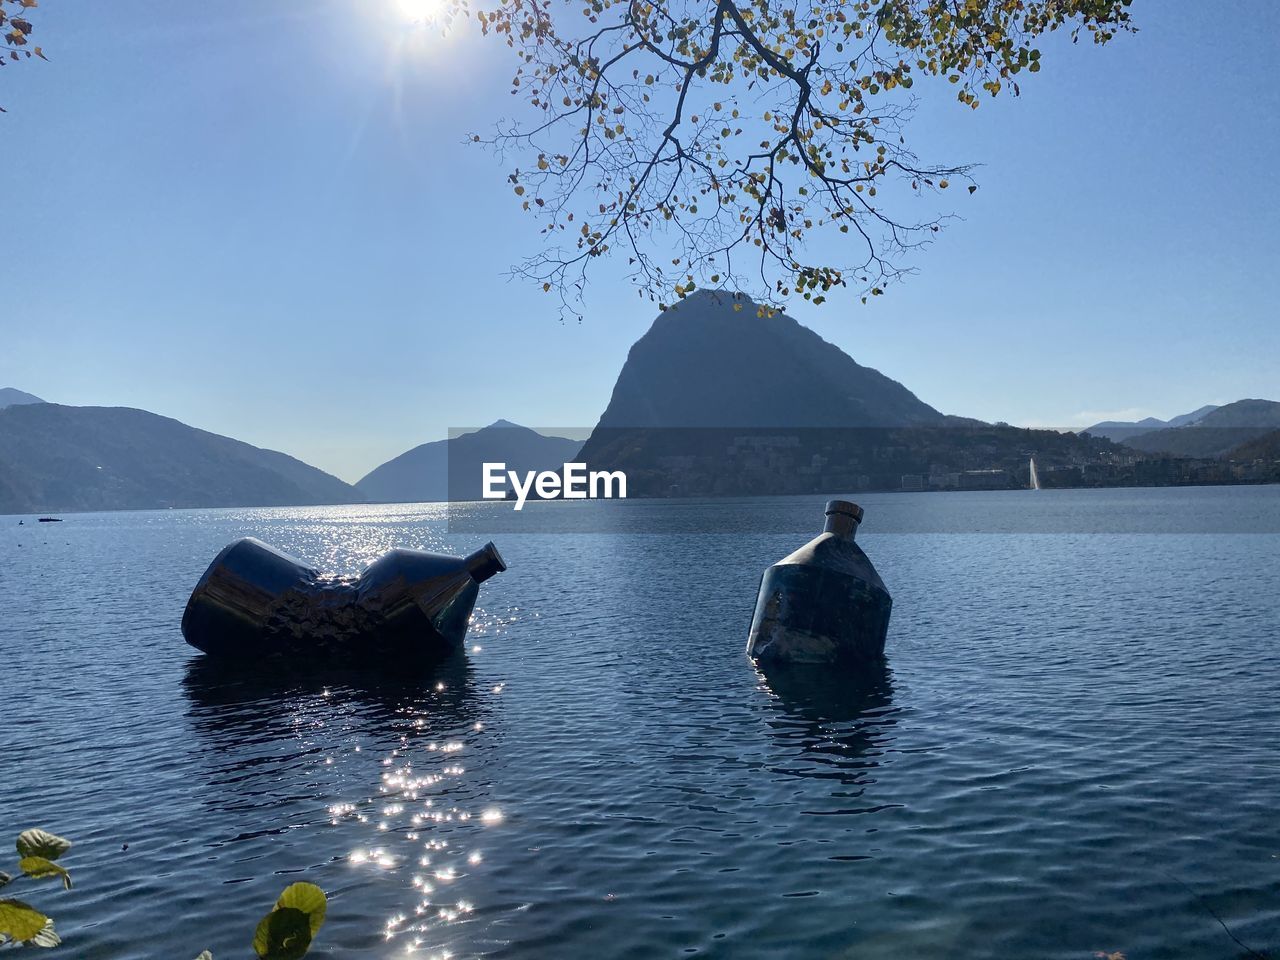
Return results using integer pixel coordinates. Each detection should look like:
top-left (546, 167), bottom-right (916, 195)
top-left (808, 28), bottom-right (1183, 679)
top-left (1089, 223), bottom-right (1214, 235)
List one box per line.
top-left (37, 517), bottom-right (63, 523)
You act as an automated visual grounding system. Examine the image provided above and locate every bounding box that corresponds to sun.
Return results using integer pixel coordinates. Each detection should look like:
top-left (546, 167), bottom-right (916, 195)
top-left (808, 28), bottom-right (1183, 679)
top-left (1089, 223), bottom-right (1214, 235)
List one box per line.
top-left (396, 0), bottom-right (441, 22)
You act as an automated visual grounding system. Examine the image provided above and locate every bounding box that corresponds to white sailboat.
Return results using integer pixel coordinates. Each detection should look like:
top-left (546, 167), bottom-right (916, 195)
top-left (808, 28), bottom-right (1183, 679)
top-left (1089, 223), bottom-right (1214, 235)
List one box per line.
top-left (1029, 456), bottom-right (1042, 491)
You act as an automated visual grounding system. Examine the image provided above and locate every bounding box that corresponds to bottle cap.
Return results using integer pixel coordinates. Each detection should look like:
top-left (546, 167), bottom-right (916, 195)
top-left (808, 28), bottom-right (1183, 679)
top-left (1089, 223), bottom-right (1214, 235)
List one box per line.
top-left (466, 542), bottom-right (507, 584)
top-left (824, 500), bottom-right (864, 523)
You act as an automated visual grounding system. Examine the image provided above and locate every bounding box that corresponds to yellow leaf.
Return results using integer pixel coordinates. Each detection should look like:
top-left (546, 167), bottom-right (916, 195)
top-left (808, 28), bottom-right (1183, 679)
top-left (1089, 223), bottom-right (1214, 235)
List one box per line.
top-left (18, 857), bottom-right (71, 889)
top-left (0, 900), bottom-right (49, 942)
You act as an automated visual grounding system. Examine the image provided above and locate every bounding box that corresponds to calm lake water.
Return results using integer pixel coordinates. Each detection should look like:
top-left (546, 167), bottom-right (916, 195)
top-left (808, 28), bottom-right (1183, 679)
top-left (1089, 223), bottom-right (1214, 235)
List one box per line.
top-left (3, 487), bottom-right (1279, 959)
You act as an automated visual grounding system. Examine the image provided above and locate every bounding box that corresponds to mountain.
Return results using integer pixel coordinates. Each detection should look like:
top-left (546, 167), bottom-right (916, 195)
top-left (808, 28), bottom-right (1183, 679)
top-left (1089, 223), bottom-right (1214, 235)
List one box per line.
top-left (1225, 429), bottom-right (1280, 462)
top-left (576, 291), bottom-right (1118, 497)
top-left (0, 403), bottom-right (360, 514)
top-left (357, 420), bottom-right (583, 503)
top-left (1124, 399), bottom-right (1280, 458)
top-left (1166, 405), bottom-right (1221, 428)
top-left (0, 387), bottom-right (45, 409)
top-left (1082, 416), bottom-right (1168, 443)
top-left (586, 289), bottom-right (948, 429)
top-left (1084, 405), bottom-right (1219, 443)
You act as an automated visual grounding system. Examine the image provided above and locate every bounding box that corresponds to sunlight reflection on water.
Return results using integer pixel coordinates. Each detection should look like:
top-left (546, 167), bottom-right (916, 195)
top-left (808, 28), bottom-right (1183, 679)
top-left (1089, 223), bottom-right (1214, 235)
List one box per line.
top-left (2, 490), bottom-right (1279, 959)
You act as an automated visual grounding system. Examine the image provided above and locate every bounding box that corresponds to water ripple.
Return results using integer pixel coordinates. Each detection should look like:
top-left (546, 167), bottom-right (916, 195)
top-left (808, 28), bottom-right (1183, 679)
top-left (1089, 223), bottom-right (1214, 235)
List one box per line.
top-left (1, 491), bottom-right (1278, 958)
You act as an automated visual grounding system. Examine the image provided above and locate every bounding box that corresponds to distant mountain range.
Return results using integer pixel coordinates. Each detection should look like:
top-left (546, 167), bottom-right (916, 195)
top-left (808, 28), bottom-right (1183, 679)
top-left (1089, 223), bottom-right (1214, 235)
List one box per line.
top-left (3, 297), bottom-right (1277, 513)
top-left (0, 402), bottom-right (359, 514)
top-left (1119, 399), bottom-right (1280, 459)
top-left (1084, 405), bottom-right (1219, 443)
top-left (0, 387), bottom-right (44, 409)
top-left (357, 420), bottom-right (582, 503)
top-left (1085, 404), bottom-right (1213, 445)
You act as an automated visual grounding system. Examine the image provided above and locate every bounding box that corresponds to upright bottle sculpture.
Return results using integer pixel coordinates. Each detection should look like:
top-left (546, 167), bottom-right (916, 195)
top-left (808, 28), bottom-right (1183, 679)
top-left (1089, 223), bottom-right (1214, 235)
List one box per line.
top-left (182, 537), bottom-right (506, 663)
top-left (747, 500), bottom-right (891, 667)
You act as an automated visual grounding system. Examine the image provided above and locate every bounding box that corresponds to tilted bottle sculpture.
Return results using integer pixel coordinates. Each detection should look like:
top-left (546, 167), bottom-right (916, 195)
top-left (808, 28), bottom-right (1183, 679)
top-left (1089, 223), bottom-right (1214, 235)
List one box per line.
top-left (182, 537), bottom-right (506, 663)
top-left (746, 500), bottom-right (891, 666)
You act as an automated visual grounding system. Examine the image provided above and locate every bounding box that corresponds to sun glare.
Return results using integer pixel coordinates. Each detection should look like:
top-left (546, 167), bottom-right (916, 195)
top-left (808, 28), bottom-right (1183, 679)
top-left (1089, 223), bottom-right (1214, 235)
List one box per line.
top-left (397, 0), bottom-right (441, 23)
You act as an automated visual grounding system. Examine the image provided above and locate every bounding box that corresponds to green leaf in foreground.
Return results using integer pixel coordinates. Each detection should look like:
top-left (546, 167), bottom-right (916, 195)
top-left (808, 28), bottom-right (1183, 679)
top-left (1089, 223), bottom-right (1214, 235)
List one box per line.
top-left (18, 857), bottom-right (72, 890)
top-left (274, 882), bottom-right (327, 935)
top-left (15, 829), bottom-right (72, 861)
top-left (253, 906), bottom-right (312, 960)
top-left (0, 898), bottom-right (51, 942)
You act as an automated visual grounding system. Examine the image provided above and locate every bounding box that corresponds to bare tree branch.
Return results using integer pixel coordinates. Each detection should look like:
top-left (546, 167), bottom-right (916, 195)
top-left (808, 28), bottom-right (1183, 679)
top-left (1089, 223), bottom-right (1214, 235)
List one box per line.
top-left (460, 0), bottom-right (1135, 317)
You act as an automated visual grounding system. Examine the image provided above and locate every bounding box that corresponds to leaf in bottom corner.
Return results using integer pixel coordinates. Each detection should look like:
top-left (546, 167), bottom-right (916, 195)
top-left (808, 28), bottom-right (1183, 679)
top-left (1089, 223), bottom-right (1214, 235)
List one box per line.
top-left (253, 907), bottom-right (312, 960)
top-left (273, 882), bottom-right (326, 935)
top-left (0, 899), bottom-right (51, 942)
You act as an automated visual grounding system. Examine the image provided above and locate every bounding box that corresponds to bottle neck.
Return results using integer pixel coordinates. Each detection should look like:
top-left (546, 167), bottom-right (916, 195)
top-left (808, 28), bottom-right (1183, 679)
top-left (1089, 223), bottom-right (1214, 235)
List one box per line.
top-left (822, 499), bottom-right (864, 540)
top-left (823, 512), bottom-right (859, 539)
top-left (466, 542), bottom-right (507, 583)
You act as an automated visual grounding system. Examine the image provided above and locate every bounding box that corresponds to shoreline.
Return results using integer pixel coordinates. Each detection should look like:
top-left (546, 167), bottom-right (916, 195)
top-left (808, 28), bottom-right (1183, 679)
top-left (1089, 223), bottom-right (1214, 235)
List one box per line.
top-left (4, 480), bottom-right (1276, 522)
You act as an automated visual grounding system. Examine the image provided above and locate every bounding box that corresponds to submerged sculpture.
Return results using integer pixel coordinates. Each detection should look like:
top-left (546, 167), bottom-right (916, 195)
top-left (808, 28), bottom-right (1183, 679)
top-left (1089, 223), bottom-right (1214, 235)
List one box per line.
top-left (182, 538), bottom-right (506, 663)
top-left (746, 500), bottom-right (892, 667)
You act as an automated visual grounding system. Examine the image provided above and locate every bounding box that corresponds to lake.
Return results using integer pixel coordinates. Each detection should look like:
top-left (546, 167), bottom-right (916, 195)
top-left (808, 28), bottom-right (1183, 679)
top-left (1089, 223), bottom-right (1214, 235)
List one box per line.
top-left (3, 486), bottom-right (1279, 959)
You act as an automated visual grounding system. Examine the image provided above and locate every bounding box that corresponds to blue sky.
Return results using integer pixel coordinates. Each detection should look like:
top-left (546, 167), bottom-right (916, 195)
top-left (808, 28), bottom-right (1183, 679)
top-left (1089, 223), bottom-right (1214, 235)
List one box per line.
top-left (3, 1), bottom-right (1277, 482)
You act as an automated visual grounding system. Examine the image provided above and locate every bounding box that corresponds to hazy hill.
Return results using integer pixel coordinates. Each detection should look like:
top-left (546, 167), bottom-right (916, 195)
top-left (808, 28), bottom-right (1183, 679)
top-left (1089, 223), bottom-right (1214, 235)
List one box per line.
top-left (357, 420), bottom-right (583, 503)
top-left (586, 289), bottom-right (948, 431)
top-left (1125, 399), bottom-right (1280, 458)
top-left (1166, 405), bottom-right (1222, 428)
top-left (1225, 429), bottom-right (1280, 462)
top-left (1084, 404), bottom-right (1218, 443)
top-left (0, 387), bottom-right (45, 409)
top-left (0, 403), bottom-right (360, 514)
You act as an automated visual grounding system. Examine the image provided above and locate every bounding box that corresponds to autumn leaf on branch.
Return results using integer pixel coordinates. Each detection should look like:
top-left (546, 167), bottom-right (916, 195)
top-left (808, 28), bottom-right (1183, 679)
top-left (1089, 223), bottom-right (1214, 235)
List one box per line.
top-left (0, 0), bottom-right (48, 112)
top-left (459, 0), bottom-right (1134, 316)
